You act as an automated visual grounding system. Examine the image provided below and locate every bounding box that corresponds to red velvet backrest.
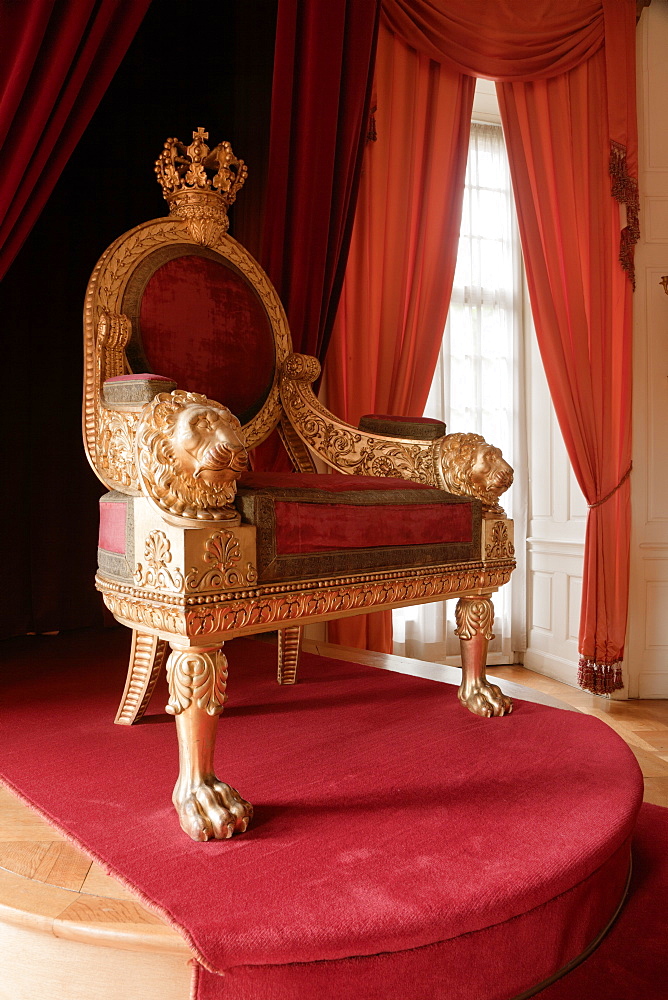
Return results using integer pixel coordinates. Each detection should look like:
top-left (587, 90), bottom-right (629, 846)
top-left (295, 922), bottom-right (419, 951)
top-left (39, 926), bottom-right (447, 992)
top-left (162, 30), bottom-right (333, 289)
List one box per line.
top-left (122, 246), bottom-right (276, 425)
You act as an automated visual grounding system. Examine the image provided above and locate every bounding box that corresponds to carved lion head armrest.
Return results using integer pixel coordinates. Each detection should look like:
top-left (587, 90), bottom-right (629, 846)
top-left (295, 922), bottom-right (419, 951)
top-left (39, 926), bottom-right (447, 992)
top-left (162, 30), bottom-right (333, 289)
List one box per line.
top-left (135, 390), bottom-right (248, 527)
top-left (280, 353), bottom-right (514, 517)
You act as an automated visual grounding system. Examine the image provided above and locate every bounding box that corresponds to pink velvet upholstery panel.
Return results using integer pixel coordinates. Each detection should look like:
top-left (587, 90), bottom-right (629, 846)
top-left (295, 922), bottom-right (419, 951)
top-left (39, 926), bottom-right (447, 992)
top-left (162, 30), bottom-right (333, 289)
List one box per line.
top-left (273, 500), bottom-right (471, 554)
top-left (98, 496), bottom-right (126, 554)
top-left (138, 255), bottom-right (275, 423)
top-left (104, 373), bottom-right (175, 382)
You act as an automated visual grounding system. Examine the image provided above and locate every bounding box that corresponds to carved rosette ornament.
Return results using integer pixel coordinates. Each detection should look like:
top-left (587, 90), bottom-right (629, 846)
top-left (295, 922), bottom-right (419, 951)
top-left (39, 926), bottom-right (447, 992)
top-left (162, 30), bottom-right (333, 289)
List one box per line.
top-left (155, 128), bottom-right (247, 246)
top-left (454, 597), bottom-right (496, 642)
top-left (166, 646), bottom-right (228, 717)
top-left (135, 389), bottom-right (248, 525)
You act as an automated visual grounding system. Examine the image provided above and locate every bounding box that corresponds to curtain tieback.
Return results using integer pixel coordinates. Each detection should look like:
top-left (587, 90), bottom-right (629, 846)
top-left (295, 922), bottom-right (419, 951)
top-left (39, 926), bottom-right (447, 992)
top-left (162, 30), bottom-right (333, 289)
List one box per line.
top-left (588, 464), bottom-right (632, 509)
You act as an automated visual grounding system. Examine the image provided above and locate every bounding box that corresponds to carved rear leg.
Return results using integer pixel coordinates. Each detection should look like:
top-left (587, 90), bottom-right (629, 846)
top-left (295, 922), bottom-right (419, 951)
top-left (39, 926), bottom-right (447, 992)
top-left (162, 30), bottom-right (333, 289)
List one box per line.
top-left (455, 596), bottom-right (512, 717)
top-left (115, 630), bottom-right (168, 725)
top-left (277, 625), bottom-right (302, 684)
top-left (166, 642), bottom-right (252, 841)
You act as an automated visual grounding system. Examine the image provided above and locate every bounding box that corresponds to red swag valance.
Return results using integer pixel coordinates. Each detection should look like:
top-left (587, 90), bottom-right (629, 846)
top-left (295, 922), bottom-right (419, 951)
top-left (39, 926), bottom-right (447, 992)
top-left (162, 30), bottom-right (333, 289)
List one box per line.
top-left (382, 0), bottom-right (638, 283)
top-left (328, 0), bottom-right (637, 693)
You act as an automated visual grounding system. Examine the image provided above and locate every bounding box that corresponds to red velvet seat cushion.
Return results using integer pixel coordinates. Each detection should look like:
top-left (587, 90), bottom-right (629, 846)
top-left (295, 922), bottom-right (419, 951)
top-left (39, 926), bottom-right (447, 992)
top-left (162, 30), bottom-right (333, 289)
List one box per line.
top-left (236, 472), bottom-right (481, 582)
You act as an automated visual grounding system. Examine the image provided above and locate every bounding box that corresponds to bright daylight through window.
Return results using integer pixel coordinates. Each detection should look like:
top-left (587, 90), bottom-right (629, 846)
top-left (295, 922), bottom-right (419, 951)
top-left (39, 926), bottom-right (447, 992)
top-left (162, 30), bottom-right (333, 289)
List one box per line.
top-left (393, 121), bottom-right (526, 666)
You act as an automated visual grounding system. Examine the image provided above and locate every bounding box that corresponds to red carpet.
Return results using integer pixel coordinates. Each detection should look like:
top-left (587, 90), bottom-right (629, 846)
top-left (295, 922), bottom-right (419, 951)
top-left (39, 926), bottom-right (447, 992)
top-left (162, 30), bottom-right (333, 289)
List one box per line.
top-left (0, 629), bottom-right (653, 999)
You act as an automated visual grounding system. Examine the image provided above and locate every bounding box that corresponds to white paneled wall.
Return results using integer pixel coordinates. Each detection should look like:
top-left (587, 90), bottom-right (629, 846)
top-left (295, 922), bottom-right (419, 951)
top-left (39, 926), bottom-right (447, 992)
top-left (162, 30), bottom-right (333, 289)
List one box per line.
top-left (524, 316), bottom-right (587, 686)
top-left (625, 1), bottom-right (668, 699)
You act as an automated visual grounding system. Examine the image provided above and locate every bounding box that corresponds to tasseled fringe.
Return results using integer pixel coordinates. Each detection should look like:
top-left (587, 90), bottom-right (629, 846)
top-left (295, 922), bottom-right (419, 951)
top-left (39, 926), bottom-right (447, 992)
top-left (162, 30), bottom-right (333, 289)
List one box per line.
top-left (367, 104), bottom-right (377, 143)
top-left (609, 140), bottom-right (639, 289)
top-left (578, 657), bottom-right (625, 695)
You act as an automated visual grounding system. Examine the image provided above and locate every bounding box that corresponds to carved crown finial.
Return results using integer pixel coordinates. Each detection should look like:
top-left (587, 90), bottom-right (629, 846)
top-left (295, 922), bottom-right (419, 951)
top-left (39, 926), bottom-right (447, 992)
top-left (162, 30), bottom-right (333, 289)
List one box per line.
top-left (155, 129), bottom-right (247, 244)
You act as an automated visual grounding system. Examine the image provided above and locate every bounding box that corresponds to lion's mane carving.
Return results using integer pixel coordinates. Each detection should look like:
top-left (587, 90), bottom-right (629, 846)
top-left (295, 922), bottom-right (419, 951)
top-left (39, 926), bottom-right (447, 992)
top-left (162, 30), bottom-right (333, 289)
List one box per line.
top-left (439, 433), bottom-right (513, 515)
top-left (136, 390), bottom-right (248, 522)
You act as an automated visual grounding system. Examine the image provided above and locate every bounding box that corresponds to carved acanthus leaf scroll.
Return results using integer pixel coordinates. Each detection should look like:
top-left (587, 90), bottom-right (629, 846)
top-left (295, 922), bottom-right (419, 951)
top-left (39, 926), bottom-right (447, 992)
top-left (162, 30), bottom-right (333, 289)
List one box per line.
top-left (165, 647), bottom-right (228, 717)
top-left (454, 597), bottom-right (495, 642)
top-left (280, 354), bottom-right (514, 512)
top-left (281, 355), bottom-right (437, 484)
top-left (98, 408), bottom-right (141, 490)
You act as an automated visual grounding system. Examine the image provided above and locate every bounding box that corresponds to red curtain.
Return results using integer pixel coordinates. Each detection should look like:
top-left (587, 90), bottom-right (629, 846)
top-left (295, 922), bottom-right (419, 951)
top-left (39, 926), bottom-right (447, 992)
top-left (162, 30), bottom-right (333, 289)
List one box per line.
top-left (326, 21), bottom-right (474, 652)
top-left (0, 0), bottom-right (152, 282)
top-left (254, 0), bottom-right (380, 471)
top-left (261, 0), bottom-right (381, 362)
top-left (326, 0), bottom-right (638, 689)
top-left (497, 46), bottom-right (634, 693)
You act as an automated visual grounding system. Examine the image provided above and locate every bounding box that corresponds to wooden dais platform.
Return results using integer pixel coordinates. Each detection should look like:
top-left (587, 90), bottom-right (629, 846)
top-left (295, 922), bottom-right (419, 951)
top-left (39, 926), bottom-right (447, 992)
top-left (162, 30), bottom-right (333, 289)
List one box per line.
top-left (0, 782), bottom-right (191, 1000)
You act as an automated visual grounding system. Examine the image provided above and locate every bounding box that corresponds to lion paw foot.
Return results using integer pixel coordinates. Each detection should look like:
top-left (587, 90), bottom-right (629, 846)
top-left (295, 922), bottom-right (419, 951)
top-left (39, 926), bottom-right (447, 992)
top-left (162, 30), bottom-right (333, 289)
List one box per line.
top-left (173, 778), bottom-right (253, 841)
top-left (458, 680), bottom-right (512, 718)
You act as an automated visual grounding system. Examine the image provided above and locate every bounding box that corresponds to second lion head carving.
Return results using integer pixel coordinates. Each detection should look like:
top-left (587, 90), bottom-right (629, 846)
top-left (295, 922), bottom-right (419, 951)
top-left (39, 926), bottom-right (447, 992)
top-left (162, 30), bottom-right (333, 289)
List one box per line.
top-left (439, 433), bottom-right (513, 515)
top-left (136, 390), bottom-right (248, 524)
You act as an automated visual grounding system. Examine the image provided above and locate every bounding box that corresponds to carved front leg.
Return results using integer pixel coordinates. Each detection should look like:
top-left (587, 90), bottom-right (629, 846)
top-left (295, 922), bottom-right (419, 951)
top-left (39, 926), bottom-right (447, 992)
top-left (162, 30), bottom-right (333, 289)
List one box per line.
top-left (166, 643), bottom-right (253, 841)
top-left (455, 597), bottom-right (512, 717)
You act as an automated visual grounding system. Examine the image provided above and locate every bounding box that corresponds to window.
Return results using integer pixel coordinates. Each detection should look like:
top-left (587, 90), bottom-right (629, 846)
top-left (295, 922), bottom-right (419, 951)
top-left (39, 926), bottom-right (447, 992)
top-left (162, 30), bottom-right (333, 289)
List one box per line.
top-left (393, 121), bottom-right (527, 665)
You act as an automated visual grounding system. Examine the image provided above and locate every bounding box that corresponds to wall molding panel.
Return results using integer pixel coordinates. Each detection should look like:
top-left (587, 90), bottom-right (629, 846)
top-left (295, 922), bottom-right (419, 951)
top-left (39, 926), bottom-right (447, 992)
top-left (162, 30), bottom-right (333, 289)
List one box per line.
top-left (624, 3), bottom-right (668, 699)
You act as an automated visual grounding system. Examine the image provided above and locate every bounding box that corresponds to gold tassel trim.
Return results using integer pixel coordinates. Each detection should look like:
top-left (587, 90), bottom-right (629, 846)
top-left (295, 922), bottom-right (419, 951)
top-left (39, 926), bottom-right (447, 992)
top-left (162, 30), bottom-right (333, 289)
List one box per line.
top-left (578, 657), bottom-right (624, 695)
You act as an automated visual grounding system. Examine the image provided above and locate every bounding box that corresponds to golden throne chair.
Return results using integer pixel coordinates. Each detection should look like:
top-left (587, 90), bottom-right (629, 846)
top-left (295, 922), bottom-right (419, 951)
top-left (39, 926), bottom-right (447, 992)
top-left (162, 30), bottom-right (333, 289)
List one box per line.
top-left (83, 129), bottom-right (516, 841)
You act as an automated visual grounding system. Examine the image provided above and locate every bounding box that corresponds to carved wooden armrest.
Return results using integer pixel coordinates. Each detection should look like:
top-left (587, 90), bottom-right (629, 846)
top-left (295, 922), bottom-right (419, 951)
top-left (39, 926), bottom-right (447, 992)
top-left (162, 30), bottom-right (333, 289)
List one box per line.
top-left (280, 353), bottom-right (513, 516)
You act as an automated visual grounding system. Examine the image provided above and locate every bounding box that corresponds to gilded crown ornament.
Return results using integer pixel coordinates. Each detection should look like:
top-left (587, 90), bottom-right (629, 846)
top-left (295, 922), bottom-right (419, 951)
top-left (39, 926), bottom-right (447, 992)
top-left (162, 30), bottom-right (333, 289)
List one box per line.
top-left (155, 128), bottom-right (247, 245)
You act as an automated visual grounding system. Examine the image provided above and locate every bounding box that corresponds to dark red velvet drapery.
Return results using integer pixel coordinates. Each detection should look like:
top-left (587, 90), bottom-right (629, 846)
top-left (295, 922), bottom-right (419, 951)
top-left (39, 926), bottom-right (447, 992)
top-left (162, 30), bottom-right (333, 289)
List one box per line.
top-left (262, 0), bottom-right (381, 361)
top-left (0, 0), bottom-right (152, 281)
top-left (254, 0), bottom-right (381, 470)
top-left (325, 0), bottom-right (637, 689)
